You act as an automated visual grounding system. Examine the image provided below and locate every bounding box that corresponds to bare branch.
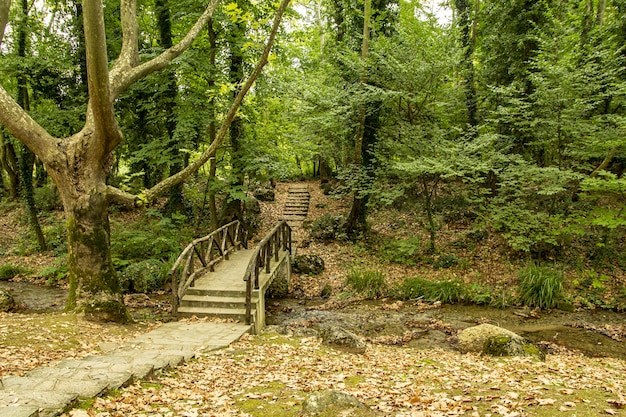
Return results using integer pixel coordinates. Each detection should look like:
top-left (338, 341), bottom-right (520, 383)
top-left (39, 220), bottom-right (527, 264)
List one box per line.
top-left (0, 86), bottom-right (60, 162)
top-left (106, 185), bottom-right (144, 207)
top-left (110, 0), bottom-right (220, 99)
top-left (83, 0), bottom-right (122, 155)
top-left (142, 0), bottom-right (292, 203)
top-left (0, 0), bottom-right (9, 48)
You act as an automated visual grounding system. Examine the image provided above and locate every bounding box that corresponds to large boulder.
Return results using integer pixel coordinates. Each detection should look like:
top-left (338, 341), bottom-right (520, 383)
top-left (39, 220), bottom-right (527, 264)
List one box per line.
top-left (457, 323), bottom-right (544, 360)
top-left (0, 289), bottom-right (15, 312)
top-left (292, 254), bottom-right (325, 275)
top-left (302, 390), bottom-right (375, 416)
top-left (320, 326), bottom-right (367, 354)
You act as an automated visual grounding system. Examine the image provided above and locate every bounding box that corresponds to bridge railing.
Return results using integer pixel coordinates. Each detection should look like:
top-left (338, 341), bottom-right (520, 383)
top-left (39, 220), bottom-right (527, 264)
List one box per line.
top-left (170, 220), bottom-right (248, 316)
top-left (243, 220), bottom-right (292, 325)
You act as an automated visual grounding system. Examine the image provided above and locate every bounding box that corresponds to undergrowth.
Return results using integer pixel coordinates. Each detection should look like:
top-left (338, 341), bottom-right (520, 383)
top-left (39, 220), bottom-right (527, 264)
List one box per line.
top-left (517, 263), bottom-right (564, 309)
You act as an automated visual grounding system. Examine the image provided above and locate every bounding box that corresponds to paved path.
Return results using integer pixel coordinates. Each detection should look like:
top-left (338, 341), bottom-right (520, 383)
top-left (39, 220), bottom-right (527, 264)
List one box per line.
top-left (0, 321), bottom-right (251, 417)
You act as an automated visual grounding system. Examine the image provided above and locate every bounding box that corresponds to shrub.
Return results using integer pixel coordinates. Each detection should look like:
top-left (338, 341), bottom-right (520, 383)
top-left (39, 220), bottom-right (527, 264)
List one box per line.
top-left (36, 257), bottom-right (68, 285)
top-left (393, 276), bottom-right (430, 300)
top-left (433, 254), bottom-right (459, 269)
top-left (518, 263), bottom-right (564, 309)
top-left (0, 264), bottom-right (29, 281)
top-left (305, 214), bottom-right (346, 241)
top-left (119, 259), bottom-right (169, 293)
top-left (111, 210), bottom-right (191, 262)
top-left (427, 280), bottom-right (465, 303)
top-left (394, 277), bottom-right (465, 303)
top-left (346, 269), bottom-right (387, 299)
top-left (465, 283), bottom-right (493, 305)
top-left (381, 237), bottom-right (421, 266)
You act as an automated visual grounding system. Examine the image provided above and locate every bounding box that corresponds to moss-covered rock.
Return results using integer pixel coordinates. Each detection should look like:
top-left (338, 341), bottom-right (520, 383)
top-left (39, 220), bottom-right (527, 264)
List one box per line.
top-left (484, 335), bottom-right (546, 360)
top-left (458, 323), bottom-right (545, 360)
top-left (302, 390), bottom-right (376, 416)
top-left (0, 289), bottom-right (15, 312)
top-left (320, 326), bottom-right (367, 354)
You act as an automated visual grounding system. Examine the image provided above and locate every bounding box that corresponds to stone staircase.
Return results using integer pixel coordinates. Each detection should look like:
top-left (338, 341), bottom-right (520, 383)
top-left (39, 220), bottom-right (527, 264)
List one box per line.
top-left (280, 184), bottom-right (311, 229)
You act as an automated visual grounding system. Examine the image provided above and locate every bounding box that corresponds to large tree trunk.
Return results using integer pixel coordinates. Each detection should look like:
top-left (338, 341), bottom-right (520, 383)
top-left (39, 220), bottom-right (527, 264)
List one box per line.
top-left (58, 169), bottom-right (127, 322)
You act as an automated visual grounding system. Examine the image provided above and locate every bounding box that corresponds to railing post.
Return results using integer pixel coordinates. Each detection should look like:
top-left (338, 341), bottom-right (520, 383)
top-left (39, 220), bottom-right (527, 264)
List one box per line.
top-left (171, 271), bottom-right (179, 317)
top-left (245, 273), bottom-right (252, 325)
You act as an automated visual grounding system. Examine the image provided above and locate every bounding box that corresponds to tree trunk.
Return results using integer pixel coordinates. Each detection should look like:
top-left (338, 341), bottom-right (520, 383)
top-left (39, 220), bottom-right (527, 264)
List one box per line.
top-left (61, 174), bottom-right (128, 322)
top-left (17, 0), bottom-right (47, 251)
top-left (220, 7), bottom-right (246, 226)
top-left (1, 134), bottom-right (20, 198)
top-left (157, 0), bottom-right (184, 214)
top-left (455, 0), bottom-right (478, 128)
top-left (345, 0), bottom-right (371, 236)
top-left (207, 17), bottom-right (219, 229)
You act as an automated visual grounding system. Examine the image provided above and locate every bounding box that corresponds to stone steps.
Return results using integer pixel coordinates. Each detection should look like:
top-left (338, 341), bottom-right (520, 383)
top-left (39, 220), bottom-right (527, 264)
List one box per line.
top-left (280, 185), bottom-right (311, 228)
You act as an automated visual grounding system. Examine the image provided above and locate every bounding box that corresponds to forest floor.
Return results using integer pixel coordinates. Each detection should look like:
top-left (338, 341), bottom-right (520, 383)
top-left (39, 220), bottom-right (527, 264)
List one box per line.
top-left (0, 181), bottom-right (626, 416)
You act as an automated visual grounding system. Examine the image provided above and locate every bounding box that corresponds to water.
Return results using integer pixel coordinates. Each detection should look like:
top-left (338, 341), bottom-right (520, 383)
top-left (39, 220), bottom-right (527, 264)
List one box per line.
top-left (267, 299), bottom-right (626, 359)
top-left (2, 281), bottom-right (67, 312)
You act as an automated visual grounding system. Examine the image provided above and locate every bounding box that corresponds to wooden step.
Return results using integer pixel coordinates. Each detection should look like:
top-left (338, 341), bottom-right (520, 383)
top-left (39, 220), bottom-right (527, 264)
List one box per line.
top-left (177, 306), bottom-right (255, 322)
top-left (186, 288), bottom-right (247, 298)
top-left (180, 294), bottom-right (257, 309)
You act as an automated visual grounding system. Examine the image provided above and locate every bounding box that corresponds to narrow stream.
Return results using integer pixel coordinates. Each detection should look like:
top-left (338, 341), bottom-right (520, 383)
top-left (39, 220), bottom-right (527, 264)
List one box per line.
top-left (267, 299), bottom-right (626, 360)
top-left (3, 282), bottom-right (624, 359)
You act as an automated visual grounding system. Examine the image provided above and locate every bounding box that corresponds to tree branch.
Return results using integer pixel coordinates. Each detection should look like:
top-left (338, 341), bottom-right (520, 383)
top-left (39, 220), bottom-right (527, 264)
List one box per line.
top-left (142, 0), bottom-right (292, 203)
top-left (106, 185), bottom-right (144, 207)
top-left (590, 146), bottom-right (618, 178)
top-left (0, 86), bottom-right (61, 163)
top-left (109, 0), bottom-right (220, 99)
top-left (83, 0), bottom-right (122, 156)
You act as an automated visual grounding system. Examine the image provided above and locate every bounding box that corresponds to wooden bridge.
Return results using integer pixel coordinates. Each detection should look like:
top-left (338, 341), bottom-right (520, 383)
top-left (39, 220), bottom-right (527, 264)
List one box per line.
top-left (169, 220), bottom-right (292, 334)
top-left (168, 184), bottom-right (310, 334)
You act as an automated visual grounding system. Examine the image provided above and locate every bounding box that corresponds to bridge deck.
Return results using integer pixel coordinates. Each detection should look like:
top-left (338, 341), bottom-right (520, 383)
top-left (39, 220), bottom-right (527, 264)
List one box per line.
top-left (190, 249), bottom-right (255, 292)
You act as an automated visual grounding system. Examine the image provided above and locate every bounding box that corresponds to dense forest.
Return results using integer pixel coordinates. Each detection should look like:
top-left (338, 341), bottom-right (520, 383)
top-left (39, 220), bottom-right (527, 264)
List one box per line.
top-left (0, 0), bottom-right (625, 320)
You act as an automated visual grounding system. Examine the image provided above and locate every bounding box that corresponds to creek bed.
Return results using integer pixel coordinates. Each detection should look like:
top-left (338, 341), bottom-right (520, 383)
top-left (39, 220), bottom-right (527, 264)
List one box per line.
top-left (267, 298), bottom-right (626, 360)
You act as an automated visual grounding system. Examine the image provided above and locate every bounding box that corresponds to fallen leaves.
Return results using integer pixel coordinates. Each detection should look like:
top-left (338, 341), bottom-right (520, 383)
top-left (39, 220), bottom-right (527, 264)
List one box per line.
top-left (54, 330), bottom-right (626, 417)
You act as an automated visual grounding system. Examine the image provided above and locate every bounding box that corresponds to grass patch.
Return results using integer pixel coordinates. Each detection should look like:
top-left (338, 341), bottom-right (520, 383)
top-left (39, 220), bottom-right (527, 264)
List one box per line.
top-left (346, 269), bottom-right (387, 299)
top-left (518, 263), bottom-right (564, 309)
top-left (0, 263), bottom-right (30, 281)
top-left (393, 276), bottom-right (465, 303)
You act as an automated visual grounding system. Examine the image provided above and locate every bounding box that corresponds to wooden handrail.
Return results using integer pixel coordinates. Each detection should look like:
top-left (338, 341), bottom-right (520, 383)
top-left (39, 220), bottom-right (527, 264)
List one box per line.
top-left (169, 220), bottom-right (248, 316)
top-left (242, 220), bottom-right (292, 325)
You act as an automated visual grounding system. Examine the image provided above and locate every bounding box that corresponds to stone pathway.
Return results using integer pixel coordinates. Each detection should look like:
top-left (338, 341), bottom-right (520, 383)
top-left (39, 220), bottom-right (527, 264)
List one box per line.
top-left (0, 321), bottom-right (251, 417)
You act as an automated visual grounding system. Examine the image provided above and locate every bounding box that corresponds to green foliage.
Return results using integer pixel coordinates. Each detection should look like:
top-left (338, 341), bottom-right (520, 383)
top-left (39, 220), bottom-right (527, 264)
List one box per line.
top-left (111, 209), bottom-right (192, 266)
top-left (426, 280), bottom-right (465, 303)
top-left (36, 257), bottom-right (68, 286)
top-left (393, 276), bottom-right (465, 303)
top-left (34, 183), bottom-right (62, 212)
top-left (488, 160), bottom-right (582, 255)
top-left (0, 264), bottom-right (29, 281)
top-left (517, 263), bottom-right (564, 309)
top-left (346, 269), bottom-right (387, 299)
top-left (304, 214), bottom-right (347, 242)
top-left (119, 259), bottom-right (169, 293)
top-left (433, 254), bottom-right (459, 269)
top-left (380, 237), bottom-right (421, 266)
top-left (42, 220), bottom-right (67, 257)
